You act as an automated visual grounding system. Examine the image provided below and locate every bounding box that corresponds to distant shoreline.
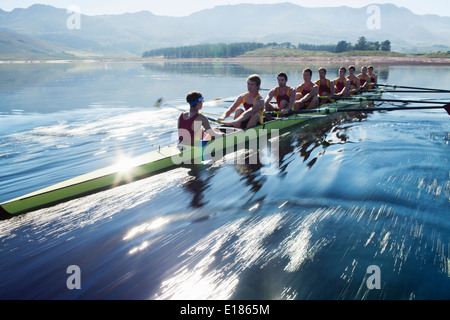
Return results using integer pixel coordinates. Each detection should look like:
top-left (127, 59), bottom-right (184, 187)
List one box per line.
top-left (228, 56), bottom-right (450, 66)
top-left (1, 56), bottom-right (450, 65)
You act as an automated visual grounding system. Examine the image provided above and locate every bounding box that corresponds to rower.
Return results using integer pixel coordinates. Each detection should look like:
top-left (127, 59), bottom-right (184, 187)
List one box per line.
top-left (347, 65), bottom-right (360, 94)
top-left (178, 91), bottom-right (224, 146)
top-left (315, 67), bottom-right (335, 104)
top-left (368, 66), bottom-right (378, 88)
top-left (294, 68), bottom-right (319, 110)
top-left (218, 74), bottom-right (264, 129)
top-left (358, 66), bottom-right (370, 90)
top-left (264, 72), bottom-right (296, 118)
top-left (334, 66), bottom-right (350, 97)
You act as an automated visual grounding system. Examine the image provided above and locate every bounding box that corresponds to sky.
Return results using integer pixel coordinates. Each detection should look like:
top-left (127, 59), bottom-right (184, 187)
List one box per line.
top-left (1, 0), bottom-right (449, 17)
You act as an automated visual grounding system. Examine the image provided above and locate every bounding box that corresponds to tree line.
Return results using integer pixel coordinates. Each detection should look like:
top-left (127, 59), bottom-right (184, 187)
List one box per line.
top-left (271, 37), bottom-right (391, 53)
top-left (142, 42), bottom-right (264, 59)
top-left (339, 37), bottom-right (391, 52)
top-left (142, 37), bottom-right (391, 58)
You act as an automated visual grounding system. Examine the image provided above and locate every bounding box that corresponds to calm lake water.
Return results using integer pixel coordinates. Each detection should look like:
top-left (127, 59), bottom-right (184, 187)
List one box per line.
top-left (0, 61), bottom-right (449, 300)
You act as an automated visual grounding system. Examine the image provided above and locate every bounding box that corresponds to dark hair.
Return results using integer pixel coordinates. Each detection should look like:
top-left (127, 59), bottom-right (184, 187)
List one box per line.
top-left (348, 65), bottom-right (356, 71)
top-left (303, 68), bottom-right (312, 76)
top-left (339, 66), bottom-right (346, 72)
top-left (186, 91), bottom-right (202, 106)
top-left (277, 72), bottom-right (288, 81)
top-left (318, 67), bottom-right (327, 74)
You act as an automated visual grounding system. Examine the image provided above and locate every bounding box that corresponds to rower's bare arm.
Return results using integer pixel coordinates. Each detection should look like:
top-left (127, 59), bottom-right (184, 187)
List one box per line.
top-left (302, 84), bottom-right (319, 101)
top-left (312, 83), bottom-right (319, 95)
top-left (255, 95), bottom-right (265, 112)
top-left (337, 80), bottom-right (350, 95)
top-left (235, 96), bottom-right (263, 122)
top-left (200, 115), bottom-right (224, 138)
top-left (333, 80), bottom-right (342, 96)
top-left (219, 95), bottom-right (243, 120)
top-left (288, 87), bottom-right (296, 110)
top-left (264, 88), bottom-right (276, 110)
top-left (295, 87), bottom-right (302, 102)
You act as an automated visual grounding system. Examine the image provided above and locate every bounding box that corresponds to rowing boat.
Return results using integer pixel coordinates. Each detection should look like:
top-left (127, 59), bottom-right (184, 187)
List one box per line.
top-left (0, 90), bottom-right (381, 218)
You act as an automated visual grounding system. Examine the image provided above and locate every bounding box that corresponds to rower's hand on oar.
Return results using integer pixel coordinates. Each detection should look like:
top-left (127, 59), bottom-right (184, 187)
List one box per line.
top-left (216, 116), bottom-right (233, 126)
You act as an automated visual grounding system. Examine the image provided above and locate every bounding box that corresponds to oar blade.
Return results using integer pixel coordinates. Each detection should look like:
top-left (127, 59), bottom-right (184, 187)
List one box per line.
top-left (154, 97), bottom-right (164, 107)
top-left (443, 103), bottom-right (450, 115)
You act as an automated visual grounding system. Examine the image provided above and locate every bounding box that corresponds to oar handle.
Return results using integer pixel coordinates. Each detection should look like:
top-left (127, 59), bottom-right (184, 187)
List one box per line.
top-left (205, 116), bottom-right (223, 124)
top-left (269, 108), bottom-right (338, 115)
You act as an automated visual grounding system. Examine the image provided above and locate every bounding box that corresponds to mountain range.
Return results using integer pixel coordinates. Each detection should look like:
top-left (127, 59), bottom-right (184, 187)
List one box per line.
top-left (1, 3), bottom-right (450, 59)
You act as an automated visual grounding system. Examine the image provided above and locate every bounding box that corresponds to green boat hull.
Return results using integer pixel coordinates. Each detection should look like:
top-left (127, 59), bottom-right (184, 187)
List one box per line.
top-left (0, 92), bottom-right (380, 218)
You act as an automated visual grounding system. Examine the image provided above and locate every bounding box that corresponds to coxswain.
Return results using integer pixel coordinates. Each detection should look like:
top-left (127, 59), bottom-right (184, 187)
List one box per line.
top-left (178, 91), bottom-right (224, 146)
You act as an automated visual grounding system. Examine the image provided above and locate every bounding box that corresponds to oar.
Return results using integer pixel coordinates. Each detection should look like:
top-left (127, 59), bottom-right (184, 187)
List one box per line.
top-left (270, 103), bottom-right (450, 116)
top-left (362, 89), bottom-right (450, 94)
top-left (153, 97), bottom-right (223, 124)
top-left (320, 96), bottom-right (450, 105)
top-left (377, 84), bottom-right (450, 93)
top-left (154, 97), bottom-right (164, 108)
top-left (205, 116), bottom-right (223, 124)
top-left (154, 97), bottom-right (232, 109)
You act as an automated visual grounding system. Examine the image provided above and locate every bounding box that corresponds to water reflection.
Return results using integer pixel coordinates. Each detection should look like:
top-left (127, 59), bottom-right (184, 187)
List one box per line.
top-left (181, 166), bottom-right (213, 208)
top-left (1, 62), bottom-right (449, 299)
top-left (0, 61), bottom-right (392, 96)
top-left (142, 61), bottom-right (391, 87)
top-left (0, 61), bottom-right (390, 116)
top-left (143, 61), bottom-right (254, 77)
top-left (285, 111), bottom-right (371, 169)
top-left (175, 110), bottom-right (377, 212)
top-left (154, 214), bottom-right (284, 300)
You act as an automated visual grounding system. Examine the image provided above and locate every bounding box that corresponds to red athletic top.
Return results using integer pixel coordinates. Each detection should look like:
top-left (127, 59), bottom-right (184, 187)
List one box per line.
top-left (242, 93), bottom-right (262, 110)
top-left (347, 76), bottom-right (358, 88)
top-left (359, 74), bottom-right (368, 86)
top-left (274, 87), bottom-right (291, 107)
top-left (241, 93), bottom-right (264, 124)
top-left (178, 113), bottom-right (203, 146)
top-left (317, 79), bottom-right (331, 96)
top-left (334, 78), bottom-right (346, 92)
top-left (297, 84), bottom-right (311, 98)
